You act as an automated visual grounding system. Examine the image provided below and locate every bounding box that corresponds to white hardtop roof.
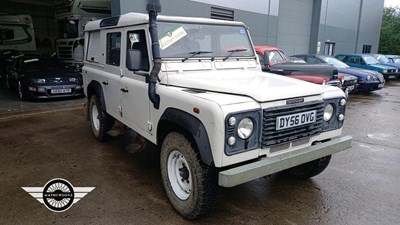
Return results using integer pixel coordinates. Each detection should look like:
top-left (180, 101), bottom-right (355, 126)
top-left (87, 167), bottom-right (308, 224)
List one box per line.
top-left (84, 12), bottom-right (246, 32)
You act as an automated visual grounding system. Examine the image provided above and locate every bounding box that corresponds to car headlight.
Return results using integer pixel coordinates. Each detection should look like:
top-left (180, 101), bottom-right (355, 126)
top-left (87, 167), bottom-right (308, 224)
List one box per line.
top-left (32, 78), bottom-right (46, 84)
top-left (366, 75), bottom-right (371, 81)
top-left (383, 69), bottom-right (388, 73)
top-left (237, 118), bottom-right (254, 139)
top-left (324, 104), bottom-right (334, 121)
top-left (69, 77), bottom-right (78, 83)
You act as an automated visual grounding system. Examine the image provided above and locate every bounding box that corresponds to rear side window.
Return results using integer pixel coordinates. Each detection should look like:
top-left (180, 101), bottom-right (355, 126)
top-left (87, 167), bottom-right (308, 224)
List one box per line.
top-left (87, 31), bottom-right (101, 63)
top-left (306, 57), bottom-right (323, 64)
top-left (106, 32), bottom-right (121, 66)
top-left (349, 56), bottom-right (361, 64)
top-left (336, 55), bottom-right (348, 62)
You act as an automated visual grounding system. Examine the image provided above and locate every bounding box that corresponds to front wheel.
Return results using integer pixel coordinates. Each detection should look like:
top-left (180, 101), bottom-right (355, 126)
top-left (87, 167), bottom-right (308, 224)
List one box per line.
top-left (89, 95), bottom-right (114, 141)
top-left (160, 132), bottom-right (218, 220)
top-left (284, 155), bottom-right (331, 179)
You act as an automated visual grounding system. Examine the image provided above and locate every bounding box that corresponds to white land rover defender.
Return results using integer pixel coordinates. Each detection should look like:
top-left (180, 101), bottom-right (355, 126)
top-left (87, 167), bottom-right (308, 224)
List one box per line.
top-left (82, 0), bottom-right (352, 219)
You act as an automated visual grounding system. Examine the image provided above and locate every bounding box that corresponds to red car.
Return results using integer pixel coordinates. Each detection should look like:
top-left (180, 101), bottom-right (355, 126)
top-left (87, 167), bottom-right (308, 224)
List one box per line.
top-left (255, 46), bottom-right (342, 87)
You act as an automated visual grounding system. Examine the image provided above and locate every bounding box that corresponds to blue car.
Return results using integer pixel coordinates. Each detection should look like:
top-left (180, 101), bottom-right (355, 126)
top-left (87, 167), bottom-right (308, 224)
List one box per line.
top-left (335, 54), bottom-right (399, 81)
top-left (372, 54), bottom-right (400, 73)
top-left (386, 55), bottom-right (400, 64)
top-left (293, 54), bottom-right (385, 93)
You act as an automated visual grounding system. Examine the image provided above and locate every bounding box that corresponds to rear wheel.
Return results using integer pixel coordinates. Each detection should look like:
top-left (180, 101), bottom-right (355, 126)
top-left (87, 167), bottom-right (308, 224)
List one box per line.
top-left (284, 155), bottom-right (331, 179)
top-left (89, 95), bottom-right (114, 141)
top-left (160, 132), bottom-right (218, 219)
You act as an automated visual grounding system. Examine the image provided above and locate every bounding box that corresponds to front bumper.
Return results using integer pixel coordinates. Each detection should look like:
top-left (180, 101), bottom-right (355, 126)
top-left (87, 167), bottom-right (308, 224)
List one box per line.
top-left (27, 84), bottom-right (84, 99)
top-left (358, 82), bottom-right (383, 92)
top-left (382, 73), bottom-right (398, 80)
top-left (218, 135), bottom-right (352, 187)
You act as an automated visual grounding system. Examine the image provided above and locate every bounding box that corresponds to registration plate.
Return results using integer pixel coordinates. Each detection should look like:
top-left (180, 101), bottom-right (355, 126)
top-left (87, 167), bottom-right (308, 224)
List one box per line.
top-left (389, 75), bottom-right (396, 79)
top-left (378, 83), bottom-right (384, 88)
top-left (276, 110), bottom-right (317, 130)
top-left (51, 88), bottom-right (71, 94)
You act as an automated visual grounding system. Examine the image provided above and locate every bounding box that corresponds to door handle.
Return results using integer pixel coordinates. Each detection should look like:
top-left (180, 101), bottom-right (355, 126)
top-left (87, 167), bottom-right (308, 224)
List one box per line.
top-left (102, 81), bottom-right (108, 85)
top-left (120, 87), bottom-right (128, 93)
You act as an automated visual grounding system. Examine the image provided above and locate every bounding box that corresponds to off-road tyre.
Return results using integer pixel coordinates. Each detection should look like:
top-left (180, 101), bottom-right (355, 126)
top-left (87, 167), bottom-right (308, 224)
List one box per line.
top-left (160, 132), bottom-right (218, 220)
top-left (89, 95), bottom-right (114, 141)
top-left (284, 155), bottom-right (332, 179)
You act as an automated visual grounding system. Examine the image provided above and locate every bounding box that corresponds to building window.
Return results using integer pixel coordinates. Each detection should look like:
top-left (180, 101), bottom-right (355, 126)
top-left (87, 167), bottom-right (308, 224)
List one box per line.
top-left (211, 7), bottom-right (234, 21)
top-left (324, 42), bottom-right (335, 56)
top-left (106, 32), bottom-right (121, 66)
top-left (362, 45), bottom-right (372, 53)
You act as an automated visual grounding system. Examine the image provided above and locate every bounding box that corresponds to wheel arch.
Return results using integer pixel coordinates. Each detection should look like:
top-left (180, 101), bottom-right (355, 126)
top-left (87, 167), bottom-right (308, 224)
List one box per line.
top-left (157, 108), bottom-right (214, 167)
top-left (85, 80), bottom-right (106, 120)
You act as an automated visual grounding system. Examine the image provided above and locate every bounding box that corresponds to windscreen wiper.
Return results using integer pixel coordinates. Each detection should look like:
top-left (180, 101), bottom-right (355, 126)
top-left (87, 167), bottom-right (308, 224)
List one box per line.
top-left (182, 51), bottom-right (213, 62)
top-left (223, 48), bottom-right (248, 61)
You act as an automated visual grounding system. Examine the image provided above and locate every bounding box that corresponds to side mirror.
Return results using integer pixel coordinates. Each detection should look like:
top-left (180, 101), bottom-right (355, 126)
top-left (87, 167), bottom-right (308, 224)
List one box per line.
top-left (263, 50), bottom-right (270, 67)
top-left (126, 49), bottom-right (142, 71)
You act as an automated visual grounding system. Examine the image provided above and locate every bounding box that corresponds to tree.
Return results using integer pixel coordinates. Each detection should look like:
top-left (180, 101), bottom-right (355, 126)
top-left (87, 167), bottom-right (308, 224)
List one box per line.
top-left (379, 7), bottom-right (400, 55)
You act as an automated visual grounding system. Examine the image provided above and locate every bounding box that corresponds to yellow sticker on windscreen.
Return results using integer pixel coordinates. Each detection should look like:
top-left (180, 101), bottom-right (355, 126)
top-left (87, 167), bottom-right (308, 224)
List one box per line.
top-left (159, 26), bottom-right (187, 50)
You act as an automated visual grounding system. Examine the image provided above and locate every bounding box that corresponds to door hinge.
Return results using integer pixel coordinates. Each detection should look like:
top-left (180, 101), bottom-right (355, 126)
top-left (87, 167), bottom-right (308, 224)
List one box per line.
top-left (147, 121), bottom-right (152, 131)
top-left (119, 106), bottom-right (123, 117)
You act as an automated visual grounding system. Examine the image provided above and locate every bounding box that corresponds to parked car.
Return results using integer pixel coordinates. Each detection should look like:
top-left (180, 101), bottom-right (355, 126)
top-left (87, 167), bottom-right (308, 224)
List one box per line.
top-left (386, 55), bottom-right (400, 64)
top-left (372, 54), bottom-right (400, 72)
top-left (5, 56), bottom-right (83, 100)
top-left (292, 54), bottom-right (385, 93)
top-left (335, 54), bottom-right (398, 81)
top-left (255, 46), bottom-right (342, 88)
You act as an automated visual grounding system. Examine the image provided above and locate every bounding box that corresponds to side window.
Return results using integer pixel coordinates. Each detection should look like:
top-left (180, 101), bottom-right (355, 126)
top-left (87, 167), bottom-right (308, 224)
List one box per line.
top-left (306, 57), bottom-right (323, 64)
top-left (106, 32), bottom-right (121, 66)
top-left (87, 31), bottom-right (101, 63)
top-left (256, 53), bottom-right (264, 65)
top-left (336, 55), bottom-right (346, 62)
top-left (349, 56), bottom-right (360, 64)
top-left (127, 30), bottom-right (149, 71)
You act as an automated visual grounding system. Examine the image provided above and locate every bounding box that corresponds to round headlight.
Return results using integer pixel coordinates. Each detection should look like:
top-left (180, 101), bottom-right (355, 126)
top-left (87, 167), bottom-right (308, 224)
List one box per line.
top-left (237, 118), bottom-right (254, 139)
top-left (227, 136), bottom-right (236, 146)
top-left (32, 78), bottom-right (46, 84)
top-left (340, 98), bottom-right (346, 106)
top-left (69, 77), bottom-right (78, 83)
top-left (366, 75), bottom-right (371, 81)
top-left (228, 117), bottom-right (236, 126)
top-left (324, 104), bottom-right (334, 121)
top-left (383, 69), bottom-right (388, 73)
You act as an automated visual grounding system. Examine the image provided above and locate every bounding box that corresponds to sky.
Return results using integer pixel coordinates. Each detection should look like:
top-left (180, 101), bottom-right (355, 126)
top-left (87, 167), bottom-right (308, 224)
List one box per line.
top-left (385, 0), bottom-right (400, 8)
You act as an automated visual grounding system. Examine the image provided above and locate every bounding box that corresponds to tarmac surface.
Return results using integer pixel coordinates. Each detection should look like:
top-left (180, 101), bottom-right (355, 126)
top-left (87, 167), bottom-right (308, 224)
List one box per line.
top-left (0, 81), bottom-right (399, 225)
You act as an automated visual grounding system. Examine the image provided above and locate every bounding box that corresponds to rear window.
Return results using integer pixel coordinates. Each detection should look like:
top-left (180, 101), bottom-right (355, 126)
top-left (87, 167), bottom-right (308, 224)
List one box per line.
top-left (87, 31), bottom-right (101, 63)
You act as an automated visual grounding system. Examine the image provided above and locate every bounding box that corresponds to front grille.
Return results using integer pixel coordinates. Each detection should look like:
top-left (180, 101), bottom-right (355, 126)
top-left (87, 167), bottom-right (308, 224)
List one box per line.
top-left (57, 46), bottom-right (73, 59)
top-left (262, 100), bottom-right (324, 148)
top-left (385, 69), bottom-right (396, 73)
top-left (344, 79), bottom-right (357, 86)
top-left (46, 78), bottom-right (70, 83)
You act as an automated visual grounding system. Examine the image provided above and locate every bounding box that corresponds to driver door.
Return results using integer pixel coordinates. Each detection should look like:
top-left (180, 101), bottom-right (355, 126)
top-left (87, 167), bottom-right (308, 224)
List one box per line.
top-left (119, 26), bottom-right (151, 135)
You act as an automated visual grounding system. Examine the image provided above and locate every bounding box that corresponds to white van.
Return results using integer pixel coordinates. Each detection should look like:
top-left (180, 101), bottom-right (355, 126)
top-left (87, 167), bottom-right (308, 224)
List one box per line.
top-left (82, 4), bottom-right (351, 219)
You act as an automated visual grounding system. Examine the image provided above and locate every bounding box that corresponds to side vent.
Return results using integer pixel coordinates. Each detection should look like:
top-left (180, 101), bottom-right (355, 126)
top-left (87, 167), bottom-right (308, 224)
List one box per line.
top-left (211, 7), bottom-right (234, 21)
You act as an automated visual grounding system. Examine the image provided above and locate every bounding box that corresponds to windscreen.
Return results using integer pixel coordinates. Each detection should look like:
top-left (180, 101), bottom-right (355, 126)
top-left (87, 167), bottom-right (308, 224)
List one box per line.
top-left (58, 20), bottom-right (79, 39)
top-left (363, 55), bottom-right (379, 65)
top-left (23, 59), bottom-right (64, 72)
top-left (323, 56), bottom-right (349, 68)
top-left (157, 22), bottom-right (254, 59)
